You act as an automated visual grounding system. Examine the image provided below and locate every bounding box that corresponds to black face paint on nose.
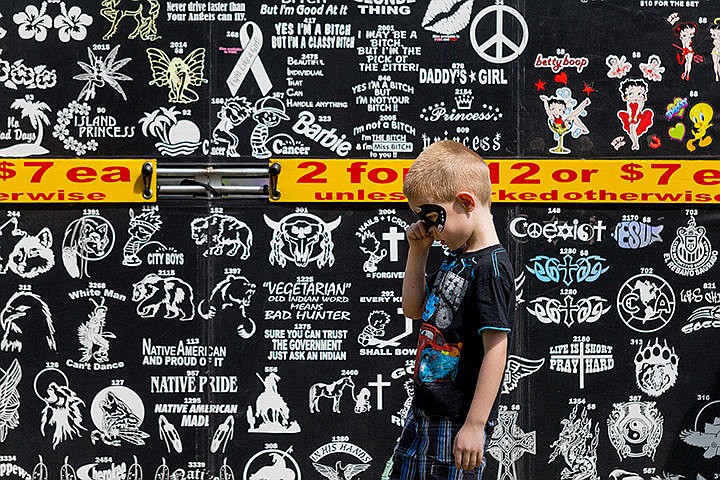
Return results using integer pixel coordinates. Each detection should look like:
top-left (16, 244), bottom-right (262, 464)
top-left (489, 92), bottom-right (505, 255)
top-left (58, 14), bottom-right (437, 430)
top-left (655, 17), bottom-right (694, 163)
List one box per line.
top-left (417, 204), bottom-right (446, 232)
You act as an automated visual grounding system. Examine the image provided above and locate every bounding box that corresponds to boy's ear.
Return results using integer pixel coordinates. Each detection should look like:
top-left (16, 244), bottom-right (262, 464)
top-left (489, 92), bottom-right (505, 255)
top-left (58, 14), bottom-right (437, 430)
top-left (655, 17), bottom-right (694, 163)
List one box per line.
top-left (456, 192), bottom-right (476, 211)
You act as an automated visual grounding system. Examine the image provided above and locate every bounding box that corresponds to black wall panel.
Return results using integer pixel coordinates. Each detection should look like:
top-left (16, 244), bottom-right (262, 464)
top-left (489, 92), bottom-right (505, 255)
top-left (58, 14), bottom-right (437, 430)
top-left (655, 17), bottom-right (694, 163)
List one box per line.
top-left (1, 2), bottom-right (720, 480)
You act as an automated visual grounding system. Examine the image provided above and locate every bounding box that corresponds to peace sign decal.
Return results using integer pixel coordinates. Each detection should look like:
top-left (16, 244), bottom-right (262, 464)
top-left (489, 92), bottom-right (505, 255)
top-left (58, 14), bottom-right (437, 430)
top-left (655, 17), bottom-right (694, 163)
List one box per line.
top-left (470, 3), bottom-right (529, 64)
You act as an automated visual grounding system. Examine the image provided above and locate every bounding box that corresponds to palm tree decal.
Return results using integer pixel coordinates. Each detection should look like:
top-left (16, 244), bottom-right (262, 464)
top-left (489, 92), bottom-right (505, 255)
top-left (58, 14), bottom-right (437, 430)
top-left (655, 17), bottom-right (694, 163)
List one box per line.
top-left (0, 97), bottom-right (50, 156)
top-left (139, 107), bottom-right (178, 145)
top-left (139, 106), bottom-right (202, 156)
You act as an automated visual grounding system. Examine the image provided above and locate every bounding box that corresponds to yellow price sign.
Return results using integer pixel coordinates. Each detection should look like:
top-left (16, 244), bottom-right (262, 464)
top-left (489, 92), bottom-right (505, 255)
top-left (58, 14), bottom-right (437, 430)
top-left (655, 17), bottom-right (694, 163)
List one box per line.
top-left (0, 158), bottom-right (156, 203)
top-left (272, 158), bottom-right (720, 203)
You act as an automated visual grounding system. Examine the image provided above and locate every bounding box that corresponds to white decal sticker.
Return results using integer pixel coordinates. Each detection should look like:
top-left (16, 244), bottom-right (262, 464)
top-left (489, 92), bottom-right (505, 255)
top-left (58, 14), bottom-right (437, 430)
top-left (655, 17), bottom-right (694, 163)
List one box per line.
top-left (616, 273), bottom-right (675, 333)
top-left (0, 216), bottom-right (55, 278)
top-left (291, 110), bottom-right (352, 157)
top-left (527, 294), bottom-right (610, 327)
top-left (139, 106), bottom-right (202, 156)
top-left (664, 216), bottom-right (717, 276)
top-left (198, 273), bottom-right (256, 338)
top-left (419, 97), bottom-right (501, 123)
top-left (74, 45), bottom-right (132, 102)
top-left (309, 376), bottom-right (360, 414)
top-left (422, 0), bottom-right (474, 36)
top-left (391, 378), bottom-right (414, 428)
top-left (191, 210), bottom-right (253, 259)
top-left (607, 401), bottom-right (663, 460)
top-left (14, 2), bottom-right (93, 42)
top-left (510, 215), bottom-right (606, 244)
top-left (549, 405), bottom-right (598, 480)
top-left (132, 273), bottom-right (195, 321)
top-left (502, 355), bottom-right (544, 394)
top-left (210, 415), bottom-right (233, 453)
top-left (609, 469), bottom-right (644, 480)
top-left (265, 210), bottom-right (341, 268)
top-left (226, 21), bottom-right (272, 96)
top-left (469, 4), bottom-right (528, 64)
top-left (634, 338), bottom-right (678, 397)
top-left (158, 414), bottom-right (182, 453)
top-left (0, 96), bottom-right (51, 157)
top-left (242, 447), bottom-right (301, 480)
top-left (680, 400), bottom-right (720, 459)
top-left (247, 371), bottom-right (301, 433)
top-left (487, 407), bottom-right (536, 480)
top-left (682, 304), bottom-right (720, 334)
top-left (62, 214), bottom-right (116, 279)
top-left (34, 367), bottom-right (86, 448)
top-left (356, 209), bottom-right (409, 278)
top-left (309, 438), bottom-right (371, 480)
top-left (77, 298), bottom-right (117, 365)
top-left (211, 97), bottom-right (252, 157)
top-left (123, 207), bottom-right (181, 267)
top-left (250, 95), bottom-right (293, 159)
top-left (52, 101), bottom-right (100, 155)
top-left (90, 385), bottom-right (150, 446)
top-left (0, 359), bottom-right (21, 442)
top-left (358, 309), bottom-right (411, 352)
top-left (76, 456), bottom-right (142, 480)
top-left (515, 272), bottom-right (525, 306)
top-left (0, 52), bottom-right (57, 90)
top-left (1, 286), bottom-right (55, 352)
top-left (549, 338), bottom-right (614, 389)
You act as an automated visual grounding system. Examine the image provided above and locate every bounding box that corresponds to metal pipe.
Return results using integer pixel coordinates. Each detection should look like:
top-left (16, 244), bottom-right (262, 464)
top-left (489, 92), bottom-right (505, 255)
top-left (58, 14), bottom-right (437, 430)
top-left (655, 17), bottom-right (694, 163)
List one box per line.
top-left (157, 167), bottom-right (269, 177)
top-left (157, 185), bottom-right (267, 195)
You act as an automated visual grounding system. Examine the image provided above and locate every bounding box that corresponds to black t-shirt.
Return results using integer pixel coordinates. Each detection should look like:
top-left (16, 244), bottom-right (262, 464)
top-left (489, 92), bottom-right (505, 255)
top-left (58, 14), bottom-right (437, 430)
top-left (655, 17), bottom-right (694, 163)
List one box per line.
top-left (412, 245), bottom-right (515, 421)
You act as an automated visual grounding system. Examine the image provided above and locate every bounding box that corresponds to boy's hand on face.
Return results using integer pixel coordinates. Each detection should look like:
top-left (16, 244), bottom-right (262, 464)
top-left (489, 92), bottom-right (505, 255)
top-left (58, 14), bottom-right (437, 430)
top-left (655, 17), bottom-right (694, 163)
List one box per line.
top-left (453, 422), bottom-right (485, 471)
top-left (405, 220), bottom-right (434, 250)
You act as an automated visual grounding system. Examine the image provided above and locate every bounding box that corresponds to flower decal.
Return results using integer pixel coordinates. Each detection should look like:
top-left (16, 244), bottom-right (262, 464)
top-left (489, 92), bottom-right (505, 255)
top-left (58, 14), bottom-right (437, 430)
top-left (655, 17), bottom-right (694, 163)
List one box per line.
top-left (13, 3), bottom-right (52, 42)
top-left (54, 2), bottom-right (93, 42)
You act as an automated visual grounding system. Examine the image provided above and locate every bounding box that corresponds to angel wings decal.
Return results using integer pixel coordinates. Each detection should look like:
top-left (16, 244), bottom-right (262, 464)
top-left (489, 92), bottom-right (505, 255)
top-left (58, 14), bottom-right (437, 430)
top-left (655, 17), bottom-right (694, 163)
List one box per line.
top-left (146, 47), bottom-right (207, 103)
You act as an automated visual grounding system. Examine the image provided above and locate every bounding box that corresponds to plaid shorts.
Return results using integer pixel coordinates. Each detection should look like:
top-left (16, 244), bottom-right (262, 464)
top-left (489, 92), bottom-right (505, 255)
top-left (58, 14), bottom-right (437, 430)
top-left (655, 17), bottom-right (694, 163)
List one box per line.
top-left (389, 406), bottom-right (493, 480)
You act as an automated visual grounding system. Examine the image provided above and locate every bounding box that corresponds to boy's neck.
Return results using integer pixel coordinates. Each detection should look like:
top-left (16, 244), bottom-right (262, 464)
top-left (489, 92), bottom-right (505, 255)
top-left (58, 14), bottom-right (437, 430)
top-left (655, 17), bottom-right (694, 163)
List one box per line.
top-left (464, 209), bottom-right (500, 252)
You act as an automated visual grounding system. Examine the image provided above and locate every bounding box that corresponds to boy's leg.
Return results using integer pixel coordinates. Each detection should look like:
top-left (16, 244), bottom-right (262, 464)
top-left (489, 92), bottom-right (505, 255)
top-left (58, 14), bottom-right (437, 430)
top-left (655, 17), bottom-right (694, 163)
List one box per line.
top-left (426, 417), bottom-right (494, 480)
top-left (389, 408), bottom-right (494, 480)
top-left (388, 406), bottom-right (422, 480)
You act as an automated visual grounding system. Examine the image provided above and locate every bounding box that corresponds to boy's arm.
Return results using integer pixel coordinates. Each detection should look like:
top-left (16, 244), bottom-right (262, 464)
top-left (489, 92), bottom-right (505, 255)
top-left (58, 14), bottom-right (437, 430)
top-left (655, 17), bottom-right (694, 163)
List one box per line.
top-left (452, 330), bottom-right (508, 471)
top-left (401, 220), bottom-right (433, 319)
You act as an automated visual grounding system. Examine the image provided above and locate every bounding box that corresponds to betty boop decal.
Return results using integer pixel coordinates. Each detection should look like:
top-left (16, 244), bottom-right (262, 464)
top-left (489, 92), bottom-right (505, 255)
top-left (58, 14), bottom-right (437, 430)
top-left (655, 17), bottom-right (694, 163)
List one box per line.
top-left (617, 79), bottom-right (654, 151)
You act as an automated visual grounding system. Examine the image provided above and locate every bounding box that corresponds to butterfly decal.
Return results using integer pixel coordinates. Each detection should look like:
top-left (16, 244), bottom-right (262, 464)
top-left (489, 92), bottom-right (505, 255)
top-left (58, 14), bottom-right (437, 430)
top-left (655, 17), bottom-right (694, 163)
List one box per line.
top-left (146, 47), bottom-right (207, 103)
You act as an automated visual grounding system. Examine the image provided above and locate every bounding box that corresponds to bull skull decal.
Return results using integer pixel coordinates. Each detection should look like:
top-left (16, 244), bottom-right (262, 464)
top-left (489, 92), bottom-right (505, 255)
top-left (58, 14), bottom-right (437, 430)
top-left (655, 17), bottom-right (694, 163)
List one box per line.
top-left (264, 213), bottom-right (342, 268)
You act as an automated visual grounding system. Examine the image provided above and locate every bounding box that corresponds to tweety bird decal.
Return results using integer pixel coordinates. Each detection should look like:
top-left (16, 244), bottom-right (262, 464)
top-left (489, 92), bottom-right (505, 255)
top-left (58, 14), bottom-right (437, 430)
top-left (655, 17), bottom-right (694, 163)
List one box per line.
top-left (146, 47), bottom-right (207, 103)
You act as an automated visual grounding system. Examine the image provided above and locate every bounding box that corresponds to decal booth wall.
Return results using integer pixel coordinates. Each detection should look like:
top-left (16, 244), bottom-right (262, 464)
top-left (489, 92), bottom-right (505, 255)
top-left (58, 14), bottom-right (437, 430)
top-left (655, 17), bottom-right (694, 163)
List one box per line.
top-left (1, 2), bottom-right (719, 480)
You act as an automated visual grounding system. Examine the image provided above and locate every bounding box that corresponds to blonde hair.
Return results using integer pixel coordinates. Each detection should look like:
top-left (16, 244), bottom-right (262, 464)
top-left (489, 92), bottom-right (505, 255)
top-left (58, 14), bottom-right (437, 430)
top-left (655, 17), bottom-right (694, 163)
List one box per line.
top-left (403, 140), bottom-right (492, 205)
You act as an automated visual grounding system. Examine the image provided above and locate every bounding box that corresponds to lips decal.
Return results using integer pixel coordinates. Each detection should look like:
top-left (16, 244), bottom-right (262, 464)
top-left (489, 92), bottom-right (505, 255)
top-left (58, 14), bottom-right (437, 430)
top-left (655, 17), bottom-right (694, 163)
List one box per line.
top-left (422, 0), bottom-right (475, 35)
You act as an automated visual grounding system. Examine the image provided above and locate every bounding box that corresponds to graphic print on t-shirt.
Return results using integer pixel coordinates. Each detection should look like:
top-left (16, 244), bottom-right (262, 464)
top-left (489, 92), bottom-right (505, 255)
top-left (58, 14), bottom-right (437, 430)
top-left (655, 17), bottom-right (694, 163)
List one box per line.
top-left (423, 258), bottom-right (474, 328)
top-left (415, 323), bottom-right (462, 383)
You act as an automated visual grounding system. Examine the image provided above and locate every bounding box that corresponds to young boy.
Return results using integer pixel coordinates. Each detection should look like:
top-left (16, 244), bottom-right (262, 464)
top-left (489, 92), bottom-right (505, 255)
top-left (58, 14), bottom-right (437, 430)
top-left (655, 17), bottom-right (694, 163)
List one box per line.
top-left (390, 140), bottom-right (514, 480)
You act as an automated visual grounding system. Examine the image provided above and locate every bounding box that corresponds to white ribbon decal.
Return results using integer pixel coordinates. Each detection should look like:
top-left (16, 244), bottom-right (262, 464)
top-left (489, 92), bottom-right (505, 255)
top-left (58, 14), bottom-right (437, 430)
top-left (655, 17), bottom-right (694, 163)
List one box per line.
top-left (226, 21), bottom-right (272, 96)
